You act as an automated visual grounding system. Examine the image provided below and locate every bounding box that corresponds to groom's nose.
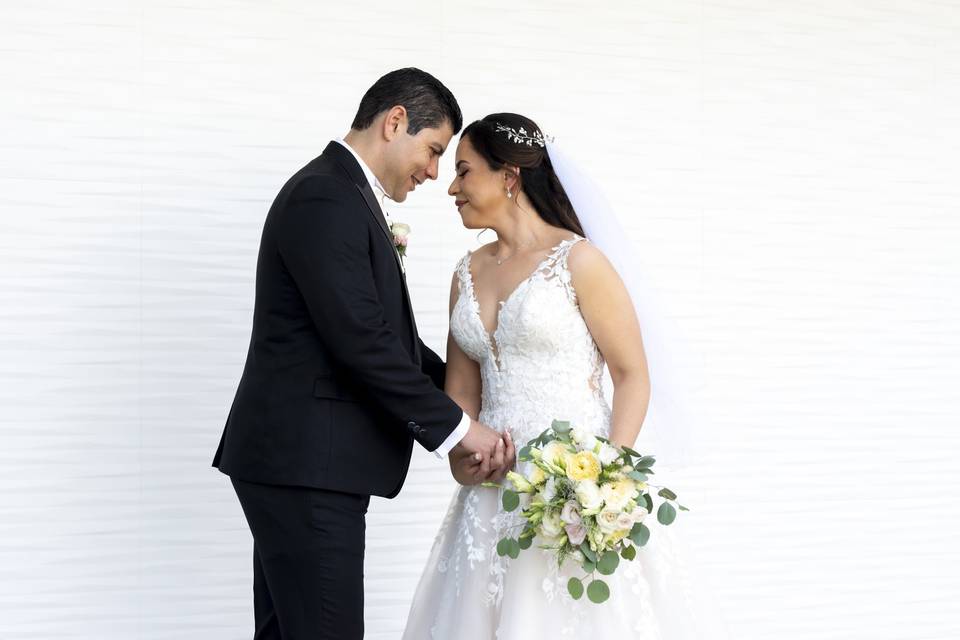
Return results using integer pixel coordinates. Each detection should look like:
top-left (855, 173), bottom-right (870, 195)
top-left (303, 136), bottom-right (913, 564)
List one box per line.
top-left (425, 156), bottom-right (439, 180)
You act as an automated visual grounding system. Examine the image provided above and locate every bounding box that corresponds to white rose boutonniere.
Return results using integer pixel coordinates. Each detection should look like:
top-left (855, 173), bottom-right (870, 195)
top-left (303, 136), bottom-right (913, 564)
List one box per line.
top-left (390, 222), bottom-right (410, 259)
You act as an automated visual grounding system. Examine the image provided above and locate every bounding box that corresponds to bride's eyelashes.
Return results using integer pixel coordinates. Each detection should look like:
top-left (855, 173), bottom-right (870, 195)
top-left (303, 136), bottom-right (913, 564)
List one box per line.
top-left (457, 170), bottom-right (469, 178)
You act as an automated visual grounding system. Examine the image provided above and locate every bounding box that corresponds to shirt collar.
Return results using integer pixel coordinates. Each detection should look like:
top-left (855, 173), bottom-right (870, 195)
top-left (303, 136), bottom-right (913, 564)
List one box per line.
top-left (333, 138), bottom-right (391, 204)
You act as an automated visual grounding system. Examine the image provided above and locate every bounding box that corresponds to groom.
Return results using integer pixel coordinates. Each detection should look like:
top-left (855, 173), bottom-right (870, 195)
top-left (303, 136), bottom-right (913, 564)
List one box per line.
top-left (213, 68), bottom-right (513, 639)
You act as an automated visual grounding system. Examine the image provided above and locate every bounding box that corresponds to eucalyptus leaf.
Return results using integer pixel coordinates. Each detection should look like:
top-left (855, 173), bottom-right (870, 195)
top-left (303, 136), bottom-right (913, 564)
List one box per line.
top-left (629, 523), bottom-right (651, 547)
top-left (568, 577), bottom-right (584, 600)
top-left (628, 471), bottom-right (648, 482)
top-left (657, 487), bottom-right (678, 501)
top-left (621, 544), bottom-right (637, 560)
top-left (507, 538), bottom-right (521, 559)
top-left (552, 420), bottom-right (571, 434)
top-left (643, 493), bottom-right (654, 513)
top-left (582, 558), bottom-right (596, 573)
top-left (502, 490), bottom-right (520, 512)
top-left (496, 538), bottom-right (511, 557)
top-left (622, 445), bottom-right (642, 457)
top-left (657, 502), bottom-right (677, 525)
top-left (635, 455), bottom-right (656, 468)
top-left (679, 504), bottom-right (690, 511)
top-left (580, 543), bottom-right (597, 563)
top-left (587, 579), bottom-right (610, 604)
top-left (597, 550), bottom-right (620, 575)
top-left (518, 536), bottom-right (532, 550)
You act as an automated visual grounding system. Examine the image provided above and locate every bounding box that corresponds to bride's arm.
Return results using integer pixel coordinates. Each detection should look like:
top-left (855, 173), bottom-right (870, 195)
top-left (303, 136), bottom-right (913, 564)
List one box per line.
top-left (568, 242), bottom-right (651, 449)
top-left (444, 271), bottom-right (487, 484)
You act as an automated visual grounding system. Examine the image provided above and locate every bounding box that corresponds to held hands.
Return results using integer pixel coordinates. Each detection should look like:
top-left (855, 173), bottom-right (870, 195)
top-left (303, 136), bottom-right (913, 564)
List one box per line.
top-left (450, 420), bottom-right (516, 485)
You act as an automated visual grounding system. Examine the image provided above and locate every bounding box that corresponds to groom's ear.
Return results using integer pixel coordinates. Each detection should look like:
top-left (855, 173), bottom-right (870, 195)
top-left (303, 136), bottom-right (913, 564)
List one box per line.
top-left (382, 105), bottom-right (408, 141)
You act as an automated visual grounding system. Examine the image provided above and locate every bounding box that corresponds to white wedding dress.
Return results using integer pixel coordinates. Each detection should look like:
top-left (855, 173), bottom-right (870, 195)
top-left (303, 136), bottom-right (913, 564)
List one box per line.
top-left (402, 235), bottom-right (720, 639)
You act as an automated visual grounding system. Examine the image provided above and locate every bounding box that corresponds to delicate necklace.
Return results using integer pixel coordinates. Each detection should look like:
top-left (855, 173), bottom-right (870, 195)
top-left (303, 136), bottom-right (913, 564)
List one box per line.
top-left (494, 240), bottom-right (537, 266)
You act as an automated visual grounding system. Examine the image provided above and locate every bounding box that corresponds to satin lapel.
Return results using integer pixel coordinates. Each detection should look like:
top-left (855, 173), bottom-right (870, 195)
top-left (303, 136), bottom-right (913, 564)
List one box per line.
top-left (322, 142), bottom-right (421, 361)
top-left (351, 184), bottom-right (422, 364)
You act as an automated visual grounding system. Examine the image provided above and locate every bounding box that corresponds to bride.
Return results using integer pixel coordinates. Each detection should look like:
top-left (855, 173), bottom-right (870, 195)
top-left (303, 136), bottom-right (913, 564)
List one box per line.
top-left (402, 113), bottom-right (721, 638)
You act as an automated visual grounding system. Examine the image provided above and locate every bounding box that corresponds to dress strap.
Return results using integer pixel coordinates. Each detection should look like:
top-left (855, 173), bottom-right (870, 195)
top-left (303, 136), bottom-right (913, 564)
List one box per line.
top-left (454, 251), bottom-right (474, 299)
top-left (539, 235), bottom-right (587, 304)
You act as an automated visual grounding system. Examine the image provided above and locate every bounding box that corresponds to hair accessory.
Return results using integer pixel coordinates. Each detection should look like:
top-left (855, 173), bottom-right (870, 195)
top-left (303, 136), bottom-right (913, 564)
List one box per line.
top-left (494, 123), bottom-right (552, 147)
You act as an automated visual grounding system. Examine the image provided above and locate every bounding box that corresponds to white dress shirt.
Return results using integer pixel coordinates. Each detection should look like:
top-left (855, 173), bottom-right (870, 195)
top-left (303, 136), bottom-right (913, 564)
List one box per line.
top-left (333, 138), bottom-right (471, 458)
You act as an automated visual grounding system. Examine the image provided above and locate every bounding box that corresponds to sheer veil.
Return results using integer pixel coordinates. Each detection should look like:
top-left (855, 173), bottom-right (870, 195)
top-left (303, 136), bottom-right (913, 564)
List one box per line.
top-left (546, 140), bottom-right (704, 470)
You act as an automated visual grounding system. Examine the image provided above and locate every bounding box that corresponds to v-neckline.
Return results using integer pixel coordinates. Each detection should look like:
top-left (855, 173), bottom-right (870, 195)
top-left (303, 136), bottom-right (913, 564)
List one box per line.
top-left (463, 236), bottom-right (578, 367)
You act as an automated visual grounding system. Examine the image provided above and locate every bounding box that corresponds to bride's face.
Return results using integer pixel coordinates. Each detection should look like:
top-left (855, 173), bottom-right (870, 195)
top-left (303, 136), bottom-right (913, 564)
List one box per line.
top-left (448, 136), bottom-right (511, 229)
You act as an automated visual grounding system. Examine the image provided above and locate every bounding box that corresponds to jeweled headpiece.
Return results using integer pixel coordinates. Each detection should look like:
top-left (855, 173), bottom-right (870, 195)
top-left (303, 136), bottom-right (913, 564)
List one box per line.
top-left (494, 123), bottom-right (551, 148)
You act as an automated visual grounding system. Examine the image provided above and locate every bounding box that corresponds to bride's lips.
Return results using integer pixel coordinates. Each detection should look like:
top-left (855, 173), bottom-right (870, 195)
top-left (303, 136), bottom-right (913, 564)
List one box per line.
top-left (455, 200), bottom-right (467, 210)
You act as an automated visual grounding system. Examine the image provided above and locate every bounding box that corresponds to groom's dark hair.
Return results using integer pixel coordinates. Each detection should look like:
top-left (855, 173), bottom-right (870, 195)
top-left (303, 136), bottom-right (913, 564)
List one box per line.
top-left (351, 68), bottom-right (462, 135)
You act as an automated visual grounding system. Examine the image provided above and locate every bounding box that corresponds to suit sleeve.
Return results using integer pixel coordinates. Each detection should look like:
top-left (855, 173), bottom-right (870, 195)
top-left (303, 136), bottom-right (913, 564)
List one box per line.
top-left (275, 177), bottom-right (461, 451)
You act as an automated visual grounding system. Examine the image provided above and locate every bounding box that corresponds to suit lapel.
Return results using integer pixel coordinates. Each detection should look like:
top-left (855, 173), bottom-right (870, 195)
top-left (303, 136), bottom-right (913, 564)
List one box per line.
top-left (354, 182), bottom-right (406, 274)
top-left (320, 143), bottom-right (421, 362)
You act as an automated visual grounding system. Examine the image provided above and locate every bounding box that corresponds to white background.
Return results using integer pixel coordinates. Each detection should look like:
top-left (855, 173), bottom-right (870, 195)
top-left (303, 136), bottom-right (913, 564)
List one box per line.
top-left (1, 1), bottom-right (959, 638)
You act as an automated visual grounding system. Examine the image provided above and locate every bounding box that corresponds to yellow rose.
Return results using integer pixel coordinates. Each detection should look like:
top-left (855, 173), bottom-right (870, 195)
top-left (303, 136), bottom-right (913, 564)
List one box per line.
top-left (566, 451), bottom-right (601, 482)
top-left (600, 479), bottom-right (637, 511)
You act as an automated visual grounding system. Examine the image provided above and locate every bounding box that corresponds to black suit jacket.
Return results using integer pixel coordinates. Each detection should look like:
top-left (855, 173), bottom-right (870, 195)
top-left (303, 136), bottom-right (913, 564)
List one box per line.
top-left (213, 142), bottom-right (463, 498)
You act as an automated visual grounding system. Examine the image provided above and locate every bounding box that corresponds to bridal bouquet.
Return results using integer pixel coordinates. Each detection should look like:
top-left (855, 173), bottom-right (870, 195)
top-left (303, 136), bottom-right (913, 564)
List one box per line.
top-left (487, 420), bottom-right (688, 604)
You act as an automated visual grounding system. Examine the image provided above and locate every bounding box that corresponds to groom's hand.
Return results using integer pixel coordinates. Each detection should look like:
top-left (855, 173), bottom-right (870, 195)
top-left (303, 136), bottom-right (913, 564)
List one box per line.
top-left (452, 419), bottom-right (502, 477)
top-left (450, 426), bottom-right (516, 485)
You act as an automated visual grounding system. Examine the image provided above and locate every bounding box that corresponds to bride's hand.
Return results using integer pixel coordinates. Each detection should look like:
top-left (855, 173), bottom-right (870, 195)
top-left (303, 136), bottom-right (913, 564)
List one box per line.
top-left (450, 430), bottom-right (515, 485)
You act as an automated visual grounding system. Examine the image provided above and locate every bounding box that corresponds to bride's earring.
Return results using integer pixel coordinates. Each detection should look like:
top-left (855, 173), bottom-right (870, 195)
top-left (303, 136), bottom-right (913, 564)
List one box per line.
top-left (506, 188), bottom-right (512, 199)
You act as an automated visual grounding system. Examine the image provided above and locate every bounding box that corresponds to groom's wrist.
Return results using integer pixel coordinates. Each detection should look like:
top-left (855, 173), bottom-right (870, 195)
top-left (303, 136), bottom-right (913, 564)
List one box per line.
top-left (433, 412), bottom-right (471, 459)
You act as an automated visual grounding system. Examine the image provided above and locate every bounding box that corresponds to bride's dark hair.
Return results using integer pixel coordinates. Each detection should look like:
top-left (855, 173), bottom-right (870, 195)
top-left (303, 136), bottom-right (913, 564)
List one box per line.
top-left (462, 113), bottom-right (584, 236)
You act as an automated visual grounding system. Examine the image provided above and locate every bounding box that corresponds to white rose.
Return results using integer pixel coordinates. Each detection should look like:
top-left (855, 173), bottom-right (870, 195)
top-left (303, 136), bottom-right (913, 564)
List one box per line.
top-left (541, 440), bottom-right (569, 467)
top-left (630, 506), bottom-right (649, 523)
top-left (596, 508), bottom-right (622, 534)
top-left (598, 443), bottom-right (621, 466)
top-left (541, 510), bottom-right (564, 537)
top-left (390, 222), bottom-right (411, 239)
top-left (616, 512), bottom-right (635, 531)
top-left (574, 480), bottom-right (603, 511)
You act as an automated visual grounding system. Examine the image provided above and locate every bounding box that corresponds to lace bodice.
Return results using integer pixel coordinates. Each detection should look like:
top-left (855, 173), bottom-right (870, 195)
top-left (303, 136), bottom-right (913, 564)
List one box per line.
top-left (450, 235), bottom-right (610, 444)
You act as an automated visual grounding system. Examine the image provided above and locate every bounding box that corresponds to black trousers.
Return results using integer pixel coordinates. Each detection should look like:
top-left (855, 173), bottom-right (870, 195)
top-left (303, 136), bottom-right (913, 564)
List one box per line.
top-left (231, 477), bottom-right (370, 640)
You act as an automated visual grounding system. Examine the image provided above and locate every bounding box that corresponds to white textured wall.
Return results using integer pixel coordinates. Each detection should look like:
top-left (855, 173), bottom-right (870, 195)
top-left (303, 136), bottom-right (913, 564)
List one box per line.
top-left (1, 1), bottom-right (958, 638)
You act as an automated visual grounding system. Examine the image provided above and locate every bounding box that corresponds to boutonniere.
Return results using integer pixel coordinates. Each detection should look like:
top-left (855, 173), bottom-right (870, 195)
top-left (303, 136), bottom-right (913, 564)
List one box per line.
top-left (390, 222), bottom-right (410, 260)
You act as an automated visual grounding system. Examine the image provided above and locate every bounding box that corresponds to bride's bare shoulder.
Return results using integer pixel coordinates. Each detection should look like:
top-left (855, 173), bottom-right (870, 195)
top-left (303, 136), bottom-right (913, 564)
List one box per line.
top-left (567, 238), bottom-right (621, 287)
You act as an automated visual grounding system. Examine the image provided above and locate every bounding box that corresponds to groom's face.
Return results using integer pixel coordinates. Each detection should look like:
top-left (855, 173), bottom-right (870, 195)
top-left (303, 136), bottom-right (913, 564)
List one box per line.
top-left (382, 118), bottom-right (454, 203)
